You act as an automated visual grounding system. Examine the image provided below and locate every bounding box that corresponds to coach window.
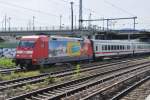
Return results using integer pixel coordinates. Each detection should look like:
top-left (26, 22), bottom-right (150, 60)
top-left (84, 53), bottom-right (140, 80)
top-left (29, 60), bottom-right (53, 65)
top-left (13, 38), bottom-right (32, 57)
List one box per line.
top-left (112, 45), bottom-right (113, 50)
top-left (102, 45), bottom-right (104, 51)
top-left (123, 46), bottom-right (125, 50)
top-left (96, 46), bottom-right (98, 51)
top-left (120, 45), bottom-right (122, 50)
top-left (117, 45), bottom-right (119, 50)
top-left (108, 45), bottom-right (110, 50)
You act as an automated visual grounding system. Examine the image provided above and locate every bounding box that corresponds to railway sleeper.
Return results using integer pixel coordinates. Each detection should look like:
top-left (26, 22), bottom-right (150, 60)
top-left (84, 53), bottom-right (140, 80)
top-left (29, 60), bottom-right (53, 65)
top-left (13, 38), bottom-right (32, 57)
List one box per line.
top-left (43, 92), bottom-right (53, 96)
top-left (37, 94), bottom-right (49, 98)
top-left (31, 96), bottom-right (41, 100)
top-left (53, 89), bottom-right (64, 93)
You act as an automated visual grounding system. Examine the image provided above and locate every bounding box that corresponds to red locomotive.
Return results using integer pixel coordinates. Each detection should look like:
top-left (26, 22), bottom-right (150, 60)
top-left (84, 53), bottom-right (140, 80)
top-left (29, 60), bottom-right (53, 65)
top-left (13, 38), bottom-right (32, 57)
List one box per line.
top-left (15, 35), bottom-right (93, 69)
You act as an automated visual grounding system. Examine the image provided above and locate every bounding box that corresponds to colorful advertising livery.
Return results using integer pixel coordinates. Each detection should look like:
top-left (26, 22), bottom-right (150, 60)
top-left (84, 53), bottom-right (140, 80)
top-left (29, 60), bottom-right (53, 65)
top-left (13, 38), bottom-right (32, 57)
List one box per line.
top-left (48, 40), bottom-right (89, 57)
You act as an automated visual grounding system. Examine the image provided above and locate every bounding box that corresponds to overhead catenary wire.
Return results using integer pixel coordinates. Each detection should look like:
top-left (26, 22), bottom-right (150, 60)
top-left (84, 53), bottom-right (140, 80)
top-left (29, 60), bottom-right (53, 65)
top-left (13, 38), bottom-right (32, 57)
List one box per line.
top-left (0, 10), bottom-right (55, 28)
top-left (0, 0), bottom-right (148, 29)
top-left (0, 0), bottom-right (59, 17)
top-left (0, 0), bottom-right (75, 27)
top-left (0, 9), bottom-right (52, 27)
top-left (0, 0), bottom-right (69, 27)
top-left (44, 0), bottom-right (77, 19)
top-left (104, 0), bottom-right (136, 17)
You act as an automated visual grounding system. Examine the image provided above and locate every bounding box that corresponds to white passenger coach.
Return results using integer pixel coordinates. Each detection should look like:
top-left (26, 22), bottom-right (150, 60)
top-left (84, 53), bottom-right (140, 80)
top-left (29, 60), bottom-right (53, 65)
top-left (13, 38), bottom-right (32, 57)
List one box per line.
top-left (92, 39), bottom-right (150, 57)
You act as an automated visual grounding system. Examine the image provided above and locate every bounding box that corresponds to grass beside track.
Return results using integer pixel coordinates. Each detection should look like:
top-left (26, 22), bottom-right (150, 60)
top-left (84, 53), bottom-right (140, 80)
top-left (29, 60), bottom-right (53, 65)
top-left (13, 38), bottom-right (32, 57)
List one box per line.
top-left (0, 58), bottom-right (15, 68)
top-left (0, 71), bottom-right (40, 81)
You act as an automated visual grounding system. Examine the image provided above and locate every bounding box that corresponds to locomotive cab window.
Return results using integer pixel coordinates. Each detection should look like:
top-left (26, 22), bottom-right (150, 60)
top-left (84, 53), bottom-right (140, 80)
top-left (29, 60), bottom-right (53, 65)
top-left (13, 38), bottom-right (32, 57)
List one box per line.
top-left (18, 40), bottom-right (35, 48)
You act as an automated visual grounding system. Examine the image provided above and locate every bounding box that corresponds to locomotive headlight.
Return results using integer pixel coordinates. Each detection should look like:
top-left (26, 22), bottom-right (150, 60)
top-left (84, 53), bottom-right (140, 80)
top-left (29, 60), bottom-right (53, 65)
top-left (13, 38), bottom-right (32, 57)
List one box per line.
top-left (26, 51), bottom-right (33, 54)
top-left (17, 51), bottom-right (23, 54)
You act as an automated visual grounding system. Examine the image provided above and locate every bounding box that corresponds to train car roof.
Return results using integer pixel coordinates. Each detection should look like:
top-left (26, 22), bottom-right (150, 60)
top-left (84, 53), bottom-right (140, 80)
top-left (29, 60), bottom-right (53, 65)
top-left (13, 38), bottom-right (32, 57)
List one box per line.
top-left (92, 39), bottom-right (146, 44)
top-left (50, 35), bottom-right (83, 41)
top-left (22, 36), bottom-right (40, 39)
top-left (21, 35), bottom-right (47, 39)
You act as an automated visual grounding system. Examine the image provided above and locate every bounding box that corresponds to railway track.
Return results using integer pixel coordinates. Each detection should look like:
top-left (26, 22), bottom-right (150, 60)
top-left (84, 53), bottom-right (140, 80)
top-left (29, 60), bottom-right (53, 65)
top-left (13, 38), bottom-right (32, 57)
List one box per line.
top-left (0, 67), bottom-right (21, 74)
top-left (110, 76), bottom-right (150, 100)
top-left (0, 57), bottom-right (146, 92)
top-left (80, 68), bottom-right (150, 100)
top-left (57, 64), bottom-right (150, 100)
top-left (118, 76), bottom-right (150, 100)
top-left (7, 58), bottom-right (150, 100)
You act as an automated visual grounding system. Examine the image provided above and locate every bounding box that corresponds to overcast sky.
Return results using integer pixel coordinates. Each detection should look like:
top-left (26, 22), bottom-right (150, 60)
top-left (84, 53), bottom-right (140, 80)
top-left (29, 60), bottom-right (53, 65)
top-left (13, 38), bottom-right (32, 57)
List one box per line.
top-left (0, 0), bottom-right (149, 30)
